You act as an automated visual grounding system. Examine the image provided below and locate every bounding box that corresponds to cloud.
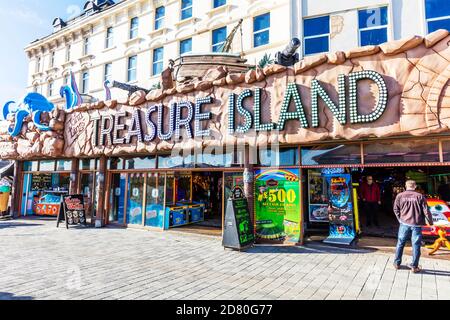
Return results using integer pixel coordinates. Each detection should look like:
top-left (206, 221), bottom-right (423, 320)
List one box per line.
top-left (0, 2), bottom-right (46, 27)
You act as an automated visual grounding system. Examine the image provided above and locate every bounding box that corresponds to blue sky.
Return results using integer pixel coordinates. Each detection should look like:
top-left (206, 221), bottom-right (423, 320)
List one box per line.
top-left (0, 0), bottom-right (85, 105)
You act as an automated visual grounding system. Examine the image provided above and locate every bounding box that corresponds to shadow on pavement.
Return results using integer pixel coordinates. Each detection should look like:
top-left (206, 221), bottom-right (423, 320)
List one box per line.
top-left (0, 222), bottom-right (43, 229)
top-left (0, 292), bottom-right (33, 300)
top-left (243, 242), bottom-right (375, 255)
top-left (421, 269), bottom-right (450, 277)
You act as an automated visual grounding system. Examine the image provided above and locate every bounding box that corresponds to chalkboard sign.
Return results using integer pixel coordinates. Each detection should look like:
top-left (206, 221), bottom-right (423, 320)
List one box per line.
top-left (31, 174), bottom-right (52, 191)
top-left (223, 197), bottom-right (255, 250)
top-left (57, 195), bottom-right (87, 229)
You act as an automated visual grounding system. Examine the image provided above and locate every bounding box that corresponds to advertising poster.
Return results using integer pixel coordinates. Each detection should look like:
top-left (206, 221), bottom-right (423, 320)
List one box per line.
top-left (324, 174), bottom-right (356, 245)
top-left (308, 170), bottom-right (329, 222)
top-left (255, 169), bottom-right (301, 243)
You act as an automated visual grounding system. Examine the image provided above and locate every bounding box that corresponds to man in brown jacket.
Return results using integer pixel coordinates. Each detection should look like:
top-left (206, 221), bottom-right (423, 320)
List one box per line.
top-left (393, 180), bottom-right (433, 273)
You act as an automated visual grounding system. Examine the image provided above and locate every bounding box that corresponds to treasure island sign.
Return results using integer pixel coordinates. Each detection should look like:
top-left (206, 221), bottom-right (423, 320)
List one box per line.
top-left (1, 31), bottom-right (450, 160)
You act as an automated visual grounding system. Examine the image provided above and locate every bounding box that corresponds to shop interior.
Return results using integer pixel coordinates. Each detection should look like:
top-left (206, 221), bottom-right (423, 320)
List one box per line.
top-left (21, 160), bottom-right (72, 217)
top-left (307, 166), bottom-right (450, 238)
top-left (108, 170), bottom-right (245, 231)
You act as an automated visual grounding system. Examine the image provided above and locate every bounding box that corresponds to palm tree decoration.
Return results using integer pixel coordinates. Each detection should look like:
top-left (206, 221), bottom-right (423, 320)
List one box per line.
top-left (258, 53), bottom-right (274, 69)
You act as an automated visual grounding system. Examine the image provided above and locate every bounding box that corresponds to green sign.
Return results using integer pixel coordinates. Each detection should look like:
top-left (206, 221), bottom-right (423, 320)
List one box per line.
top-left (233, 198), bottom-right (254, 245)
top-left (255, 169), bottom-right (301, 243)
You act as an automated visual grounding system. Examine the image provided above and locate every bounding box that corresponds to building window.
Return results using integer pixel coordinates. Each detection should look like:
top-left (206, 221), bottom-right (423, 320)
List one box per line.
top-left (254, 13), bottom-right (270, 48)
top-left (128, 56), bottom-right (137, 82)
top-left (304, 15), bottom-right (330, 55)
top-left (48, 81), bottom-right (54, 97)
top-left (358, 6), bottom-right (388, 46)
top-left (36, 57), bottom-right (41, 73)
top-left (106, 27), bottom-right (114, 48)
top-left (130, 17), bottom-right (139, 39)
top-left (63, 74), bottom-right (69, 85)
top-left (83, 37), bottom-right (91, 55)
top-left (153, 47), bottom-right (164, 76)
top-left (180, 38), bottom-right (192, 55)
top-left (50, 51), bottom-right (55, 68)
top-left (181, 0), bottom-right (193, 20)
top-left (104, 63), bottom-right (112, 82)
top-left (425, 0), bottom-right (450, 33)
top-left (82, 72), bottom-right (89, 94)
top-left (212, 27), bottom-right (227, 52)
top-left (214, 0), bottom-right (226, 8)
top-left (155, 6), bottom-right (165, 30)
top-left (33, 85), bottom-right (38, 93)
top-left (66, 45), bottom-right (71, 62)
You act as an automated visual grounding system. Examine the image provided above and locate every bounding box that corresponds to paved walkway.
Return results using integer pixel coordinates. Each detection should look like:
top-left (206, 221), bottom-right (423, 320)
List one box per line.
top-left (0, 218), bottom-right (449, 300)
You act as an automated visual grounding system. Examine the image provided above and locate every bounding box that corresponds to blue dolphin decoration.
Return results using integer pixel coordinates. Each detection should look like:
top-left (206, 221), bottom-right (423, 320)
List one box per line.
top-left (2, 92), bottom-right (55, 137)
top-left (60, 71), bottom-right (83, 110)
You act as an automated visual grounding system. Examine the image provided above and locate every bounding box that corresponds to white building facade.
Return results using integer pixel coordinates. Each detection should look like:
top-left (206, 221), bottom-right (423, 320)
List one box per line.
top-left (25, 0), bottom-right (449, 102)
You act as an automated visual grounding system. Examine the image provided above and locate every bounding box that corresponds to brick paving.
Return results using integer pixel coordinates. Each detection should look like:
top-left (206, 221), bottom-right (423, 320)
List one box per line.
top-left (0, 217), bottom-right (449, 300)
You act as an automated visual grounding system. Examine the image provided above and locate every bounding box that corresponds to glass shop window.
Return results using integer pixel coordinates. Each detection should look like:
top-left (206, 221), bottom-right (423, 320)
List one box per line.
top-left (258, 148), bottom-right (299, 167)
top-left (158, 154), bottom-right (194, 169)
top-left (364, 139), bottom-right (440, 163)
top-left (108, 158), bottom-right (124, 170)
top-left (195, 150), bottom-right (233, 168)
top-left (23, 161), bottom-right (39, 172)
top-left (253, 13), bottom-right (270, 48)
top-left (39, 160), bottom-right (56, 172)
top-left (176, 173), bottom-right (192, 203)
top-left (442, 140), bottom-right (450, 162)
top-left (80, 159), bottom-right (97, 171)
top-left (358, 6), bottom-right (388, 46)
top-left (301, 144), bottom-right (362, 166)
top-left (425, 0), bottom-right (450, 33)
top-left (126, 157), bottom-right (157, 170)
top-left (56, 160), bottom-right (72, 171)
top-left (303, 15), bottom-right (330, 55)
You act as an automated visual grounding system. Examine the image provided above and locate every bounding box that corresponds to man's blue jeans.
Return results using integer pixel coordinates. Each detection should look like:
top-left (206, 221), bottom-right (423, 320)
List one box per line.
top-left (394, 224), bottom-right (423, 268)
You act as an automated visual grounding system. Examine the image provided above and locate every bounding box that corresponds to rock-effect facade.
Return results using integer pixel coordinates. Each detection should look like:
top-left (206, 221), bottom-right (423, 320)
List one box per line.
top-left (1, 30), bottom-right (450, 160)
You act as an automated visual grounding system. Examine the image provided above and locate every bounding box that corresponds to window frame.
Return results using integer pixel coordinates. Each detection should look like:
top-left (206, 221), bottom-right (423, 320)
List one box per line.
top-left (155, 6), bottom-right (165, 30)
top-left (129, 17), bottom-right (139, 39)
top-left (127, 55), bottom-right (137, 82)
top-left (104, 63), bottom-right (113, 82)
top-left (81, 71), bottom-right (89, 94)
top-left (83, 37), bottom-right (91, 56)
top-left (425, 0), bottom-right (450, 33)
top-left (212, 26), bottom-right (227, 53)
top-left (303, 15), bottom-right (331, 56)
top-left (179, 38), bottom-right (193, 55)
top-left (253, 12), bottom-right (271, 48)
top-left (48, 81), bottom-right (54, 97)
top-left (213, 0), bottom-right (226, 8)
top-left (105, 27), bottom-right (114, 48)
top-left (181, 0), bottom-right (193, 21)
top-left (152, 47), bottom-right (164, 76)
top-left (358, 6), bottom-right (389, 46)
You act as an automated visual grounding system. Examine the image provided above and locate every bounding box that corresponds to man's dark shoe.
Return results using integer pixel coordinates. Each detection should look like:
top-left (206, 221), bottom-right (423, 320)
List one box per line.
top-left (393, 263), bottom-right (400, 270)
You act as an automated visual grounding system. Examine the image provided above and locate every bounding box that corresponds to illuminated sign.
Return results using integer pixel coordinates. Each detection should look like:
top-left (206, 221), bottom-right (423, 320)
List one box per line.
top-left (92, 70), bottom-right (388, 147)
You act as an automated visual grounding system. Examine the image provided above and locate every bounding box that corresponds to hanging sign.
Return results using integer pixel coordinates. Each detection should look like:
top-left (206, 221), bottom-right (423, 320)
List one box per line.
top-left (255, 169), bottom-right (301, 243)
top-left (323, 174), bottom-right (356, 245)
